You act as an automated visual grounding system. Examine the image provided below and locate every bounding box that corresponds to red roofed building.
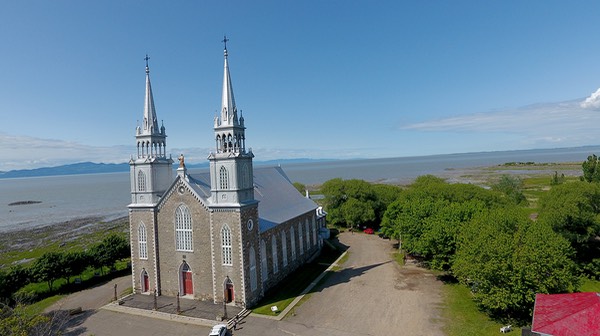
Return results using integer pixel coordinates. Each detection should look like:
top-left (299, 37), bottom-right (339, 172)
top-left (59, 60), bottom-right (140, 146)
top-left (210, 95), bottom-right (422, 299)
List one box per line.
top-left (531, 292), bottom-right (600, 336)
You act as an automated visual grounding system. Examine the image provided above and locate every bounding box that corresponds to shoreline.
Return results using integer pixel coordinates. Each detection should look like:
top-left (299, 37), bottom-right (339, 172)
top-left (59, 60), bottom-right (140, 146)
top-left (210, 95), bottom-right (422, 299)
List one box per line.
top-left (0, 216), bottom-right (129, 267)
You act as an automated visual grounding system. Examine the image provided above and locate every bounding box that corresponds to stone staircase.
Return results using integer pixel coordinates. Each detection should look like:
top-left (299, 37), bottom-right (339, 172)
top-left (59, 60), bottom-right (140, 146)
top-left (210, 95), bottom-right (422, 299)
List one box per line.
top-left (226, 308), bottom-right (251, 329)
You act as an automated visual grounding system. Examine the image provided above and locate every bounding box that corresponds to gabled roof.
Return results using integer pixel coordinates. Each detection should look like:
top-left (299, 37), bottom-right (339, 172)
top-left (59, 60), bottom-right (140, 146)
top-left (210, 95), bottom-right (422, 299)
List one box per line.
top-left (186, 166), bottom-right (317, 232)
top-left (532, 292), bottom-right (600, 336)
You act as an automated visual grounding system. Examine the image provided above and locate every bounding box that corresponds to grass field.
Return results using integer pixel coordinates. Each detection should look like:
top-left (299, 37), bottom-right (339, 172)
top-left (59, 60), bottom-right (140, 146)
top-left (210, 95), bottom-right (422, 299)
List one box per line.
top-left (252, 241), bottom-right (345, 315)
top-left (580, 278), bottom-right (600, 292)
top-left (441, 282), bottom-right (505, 336)
top-left (0, 218), bottom-right (128, 268)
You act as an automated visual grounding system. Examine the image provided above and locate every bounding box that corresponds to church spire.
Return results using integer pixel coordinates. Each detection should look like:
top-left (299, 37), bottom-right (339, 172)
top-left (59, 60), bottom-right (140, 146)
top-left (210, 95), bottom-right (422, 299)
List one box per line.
top-left (221, 35), bottom-right (238, 126)
top-left (142, 54), bottom-right (160, 135)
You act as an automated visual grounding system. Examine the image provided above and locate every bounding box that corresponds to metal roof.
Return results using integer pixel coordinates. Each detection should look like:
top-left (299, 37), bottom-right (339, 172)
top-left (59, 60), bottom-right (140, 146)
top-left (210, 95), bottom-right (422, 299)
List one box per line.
top-left (532, 292), bottom-right (600, 336)
top-left (187, 166), bottom-right (317, 233)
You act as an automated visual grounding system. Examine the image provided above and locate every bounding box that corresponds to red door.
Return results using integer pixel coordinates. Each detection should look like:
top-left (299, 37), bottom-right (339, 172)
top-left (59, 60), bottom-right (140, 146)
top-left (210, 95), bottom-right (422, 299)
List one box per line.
top-left (225, 283), bottom-right (234, 303)
top-left (143, 273), bottom-right (149, 292)
top-left (182, 271), bottom-right (193, 295)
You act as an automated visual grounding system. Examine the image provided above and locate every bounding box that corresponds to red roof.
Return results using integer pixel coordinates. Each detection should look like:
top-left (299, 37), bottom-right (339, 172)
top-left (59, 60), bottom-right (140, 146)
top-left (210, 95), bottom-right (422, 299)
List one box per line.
top-left (532, 292), bottom-right (600, 336)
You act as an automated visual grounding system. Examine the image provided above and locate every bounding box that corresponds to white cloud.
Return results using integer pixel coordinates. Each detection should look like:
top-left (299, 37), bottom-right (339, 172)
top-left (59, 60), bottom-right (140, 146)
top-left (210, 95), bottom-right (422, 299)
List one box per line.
top-left (581, 87), bottom-right (600, 109)
top-left (403, 98), bottom-right (600, 148)
top-left (0, 134), bottom-right (373, 171)
top-left (0, 133), bottom-right (133, 171)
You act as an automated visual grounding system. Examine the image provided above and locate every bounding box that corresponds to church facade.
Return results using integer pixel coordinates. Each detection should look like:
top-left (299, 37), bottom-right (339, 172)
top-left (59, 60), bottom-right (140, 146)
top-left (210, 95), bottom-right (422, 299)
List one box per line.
top-left (128, 45), bottom-right (326, 308)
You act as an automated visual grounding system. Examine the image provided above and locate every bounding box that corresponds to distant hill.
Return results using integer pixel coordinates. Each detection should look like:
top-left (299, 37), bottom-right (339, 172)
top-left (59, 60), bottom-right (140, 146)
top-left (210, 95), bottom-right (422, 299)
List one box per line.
top-left (0, 158), bottom-right (333, 179)
top-left (0, 162), bottom-right (131, 179)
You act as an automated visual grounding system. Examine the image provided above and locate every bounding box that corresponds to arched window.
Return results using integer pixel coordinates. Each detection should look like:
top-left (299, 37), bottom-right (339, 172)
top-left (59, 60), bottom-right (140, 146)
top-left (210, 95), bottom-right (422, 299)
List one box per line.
top-left (137, 170), bottom-right (146, 192)
top-left (271, 235), bottom-right (278, 274)
top-left (219, 166), bottom-right (229, 189)
top-left (249, 247), bottom-right (257, 291)
top-left (260, 240), bottom-right (268, 282)
top-left (221, 224), bottom-right (232, 265)
top-left (175, 204), bottom-right (193, 251)
top-left (290, 226), bottom-right (296, 260)
top-left (305, 219), bottom-right (310, 248)
top-left (281, 231), bottom-right (288, 267)
top-left (138, 222), bottom-right (148, 259)
top-left (299, 223), bottom-right (304, 255)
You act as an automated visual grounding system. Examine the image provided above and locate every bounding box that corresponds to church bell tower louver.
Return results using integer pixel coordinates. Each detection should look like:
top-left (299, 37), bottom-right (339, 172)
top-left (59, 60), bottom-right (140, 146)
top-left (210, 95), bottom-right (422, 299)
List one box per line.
top-left (129, 55), bottom-right (173, 206)
top-left (208, 37), bottom-right (256, 206)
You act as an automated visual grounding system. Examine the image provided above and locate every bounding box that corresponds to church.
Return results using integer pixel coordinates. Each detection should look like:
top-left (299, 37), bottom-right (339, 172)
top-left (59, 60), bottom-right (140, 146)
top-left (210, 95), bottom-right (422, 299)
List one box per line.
top-left (127, 42), bottom-right (326, 308)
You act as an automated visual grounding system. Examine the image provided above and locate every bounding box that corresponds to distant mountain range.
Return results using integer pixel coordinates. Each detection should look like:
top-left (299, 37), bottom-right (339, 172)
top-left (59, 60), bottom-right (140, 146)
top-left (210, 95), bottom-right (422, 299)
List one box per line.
top-left (0, 158), bottom-right (333, 179)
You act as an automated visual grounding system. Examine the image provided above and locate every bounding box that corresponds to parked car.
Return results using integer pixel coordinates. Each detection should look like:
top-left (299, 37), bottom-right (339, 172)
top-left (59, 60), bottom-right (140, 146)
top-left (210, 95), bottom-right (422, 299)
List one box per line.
top-left (363, 228), bottom-right (374, 234)
top-left (209, 324), bottom-right (227, 336)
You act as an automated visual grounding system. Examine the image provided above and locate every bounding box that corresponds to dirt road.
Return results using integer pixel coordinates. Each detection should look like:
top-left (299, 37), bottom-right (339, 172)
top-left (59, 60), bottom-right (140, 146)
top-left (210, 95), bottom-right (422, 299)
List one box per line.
top-left (284, 232), bottom-right (444, 336)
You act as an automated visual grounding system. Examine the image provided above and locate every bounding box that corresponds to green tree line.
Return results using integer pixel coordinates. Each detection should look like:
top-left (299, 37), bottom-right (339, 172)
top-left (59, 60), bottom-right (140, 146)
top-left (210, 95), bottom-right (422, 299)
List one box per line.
top-left (0, 233), bottom-right (129, 306)
top-left (322, 158), bottom-right (600, 323)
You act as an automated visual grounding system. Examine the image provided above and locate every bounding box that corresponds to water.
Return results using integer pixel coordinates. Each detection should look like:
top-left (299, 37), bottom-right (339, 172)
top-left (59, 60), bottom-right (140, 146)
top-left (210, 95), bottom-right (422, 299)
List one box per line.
top-left (1, 146), bottom-right (598, 232)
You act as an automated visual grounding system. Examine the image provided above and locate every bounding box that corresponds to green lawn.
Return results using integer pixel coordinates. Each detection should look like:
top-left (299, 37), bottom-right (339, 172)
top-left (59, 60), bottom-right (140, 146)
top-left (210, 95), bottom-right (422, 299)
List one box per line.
top-left (252, 242), bottom-right (344, 315)
top-left (580, 278), bottom-right (600, 292)
top-left (24, 295), bottom-right (65, 315)
top-left (441, 282), bottom-right (504, 336)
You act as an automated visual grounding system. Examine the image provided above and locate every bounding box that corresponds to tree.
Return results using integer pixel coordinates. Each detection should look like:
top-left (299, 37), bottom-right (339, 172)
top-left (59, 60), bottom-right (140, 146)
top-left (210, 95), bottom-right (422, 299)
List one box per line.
top-left (322, 178), bottom-right (380, 228)
top-left (0, 302), bottom-right (69, 336)
top-left (537, 181), bottom-right (600, 264)
top-left (340, 198), bottom-right (376, 231)
top-left (292, 182), bottom-right (306, 195)
top-left (492, 175), bottom-right (527, 205)
top-left (61, 251), bottom-right (90, 284)
top-left (581, 154), bottom-right (600, 182)
top-left (453, 208), bottom-right (579, 322)
top-left (0, 303), bottom-right (51, 336)
top-left (30, 252), bottom-right (64, 292)
top-left (0, 266), bottom-right (30, 304)
top-left (89, 234), bottom-right (130, 275)
top-left (380, 177), bottom-right (503, 270)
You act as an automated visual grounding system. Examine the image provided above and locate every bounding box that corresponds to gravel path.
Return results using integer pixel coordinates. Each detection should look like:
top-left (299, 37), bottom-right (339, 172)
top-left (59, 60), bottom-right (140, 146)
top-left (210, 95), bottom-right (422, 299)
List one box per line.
top-left (284, 232), bottom-right (444, 336)
top-left (46, 275), bottom-right (132, 312)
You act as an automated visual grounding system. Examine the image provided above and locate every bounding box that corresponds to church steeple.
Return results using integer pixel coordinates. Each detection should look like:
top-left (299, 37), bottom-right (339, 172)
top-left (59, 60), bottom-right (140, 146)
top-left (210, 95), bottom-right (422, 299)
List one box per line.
top-left (219, 36), bottom-right (239, 127)
top-left (135, 55), bottom-right (167, 158)
top-left (208, 38), bottom-right (255, 206)
top-left (141, 55), bottom-right (160, 136)
top-left (213, 37), bottom-right (246, 154)
top-left (130, 55), bottom-right (173, 206)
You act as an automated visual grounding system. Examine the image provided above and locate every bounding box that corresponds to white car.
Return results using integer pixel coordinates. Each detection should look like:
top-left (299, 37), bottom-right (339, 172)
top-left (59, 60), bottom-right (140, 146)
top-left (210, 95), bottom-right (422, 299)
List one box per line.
top-left (209, 324), bottom-right (227, 336)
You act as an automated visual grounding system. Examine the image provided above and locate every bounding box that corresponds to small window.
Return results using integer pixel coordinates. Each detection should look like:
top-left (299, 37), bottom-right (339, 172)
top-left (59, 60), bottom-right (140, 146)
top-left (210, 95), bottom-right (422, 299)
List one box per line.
top-left (290, 227), bottom-right (296, 260)
top-left (260, 240), bottom-right (268, 282)
top-left (137, 170), bottom-right (147, 192)
top-left (281, 231), bottom-right (288, 267)
top-left (299, 223), bottom-right (304, 255)
top-left (219, 166), bottom-right (229, 189)
top-left (249, 247), bottom-right (257, 291)
top-left (271, 235), bottom-right (279, 274)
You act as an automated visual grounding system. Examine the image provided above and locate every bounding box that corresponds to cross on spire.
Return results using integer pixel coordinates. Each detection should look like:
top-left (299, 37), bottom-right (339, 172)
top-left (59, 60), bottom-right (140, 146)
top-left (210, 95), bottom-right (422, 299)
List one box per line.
top-left (144, 54), bottom-right (150, 67)
top-left (222, 35), bottom-right (229, 50)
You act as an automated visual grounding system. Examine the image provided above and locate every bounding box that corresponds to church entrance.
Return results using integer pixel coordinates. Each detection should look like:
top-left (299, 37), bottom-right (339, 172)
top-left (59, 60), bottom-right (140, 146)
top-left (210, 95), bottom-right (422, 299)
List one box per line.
top-left (141, 269), bottom-right (149, 293)
top-left (181, 262), bottom-right (193, 296)
top-left (224, 277), bottom-right (234, 303)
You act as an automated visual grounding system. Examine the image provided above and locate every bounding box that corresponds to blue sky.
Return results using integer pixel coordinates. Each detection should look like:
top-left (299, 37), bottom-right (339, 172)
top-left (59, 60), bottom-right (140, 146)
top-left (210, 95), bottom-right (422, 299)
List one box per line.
top-left (2, 1), bottom-right (600, 171)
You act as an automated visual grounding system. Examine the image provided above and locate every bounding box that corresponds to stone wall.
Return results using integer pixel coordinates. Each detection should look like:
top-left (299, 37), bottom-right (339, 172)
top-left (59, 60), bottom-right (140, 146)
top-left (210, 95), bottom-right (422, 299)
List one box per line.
top-left (156, 182), bottom-right (213, 300)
